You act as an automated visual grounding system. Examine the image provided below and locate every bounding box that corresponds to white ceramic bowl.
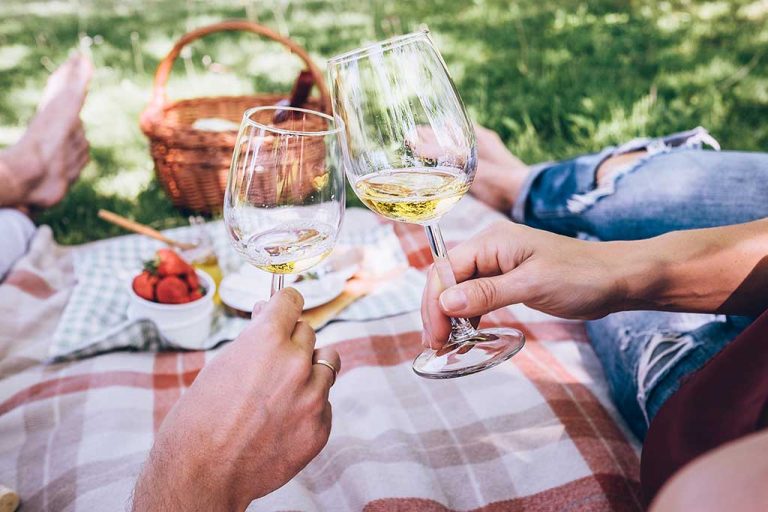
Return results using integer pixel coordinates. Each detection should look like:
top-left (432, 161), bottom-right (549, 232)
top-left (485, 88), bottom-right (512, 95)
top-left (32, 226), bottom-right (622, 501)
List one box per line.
top-left (127, 269), bottom-right (216, 350)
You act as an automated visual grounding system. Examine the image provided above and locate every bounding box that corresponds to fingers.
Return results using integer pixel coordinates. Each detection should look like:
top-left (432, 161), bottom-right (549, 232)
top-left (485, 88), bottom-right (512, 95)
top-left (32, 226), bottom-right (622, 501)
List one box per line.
top-left (322, 401), bottom-right (332, 429)
top-left (309, 401), bottom-right (333, 456)
top-left (421, 266), bottom-right (452, 349)
top-left (309, 346), bottom-right (341, 400)
top-left (251, 300), bottom-right (267, 317)
top-left (444, 238), bottom-right (493, 283)
top-left (421, 226), bottom-right (514, 349)
top-left (291, 321), bottom-right (316, 356)
top-left (250, 287), bottom-right (304, 338)
top-left (446, 221), bottom-right (530, 280)
top-left (439, 271), bottom-right (528, 318)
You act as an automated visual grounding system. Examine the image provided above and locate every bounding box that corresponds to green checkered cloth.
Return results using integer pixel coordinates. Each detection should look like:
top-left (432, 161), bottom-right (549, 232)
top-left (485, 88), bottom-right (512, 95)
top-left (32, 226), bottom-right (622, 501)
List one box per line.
top-left (50, 213), bottom-right (423, 362)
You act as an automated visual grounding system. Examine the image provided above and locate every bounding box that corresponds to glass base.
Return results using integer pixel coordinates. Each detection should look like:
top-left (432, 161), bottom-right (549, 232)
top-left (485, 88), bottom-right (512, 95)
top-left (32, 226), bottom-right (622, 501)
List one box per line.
top-left (412, 327), bottom-right (525, 379)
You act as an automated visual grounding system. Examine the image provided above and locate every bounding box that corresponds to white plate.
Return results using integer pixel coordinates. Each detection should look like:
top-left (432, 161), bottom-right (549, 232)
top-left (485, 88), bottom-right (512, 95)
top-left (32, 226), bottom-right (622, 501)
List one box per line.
top-left (219, 265), bottom-right (346, 313)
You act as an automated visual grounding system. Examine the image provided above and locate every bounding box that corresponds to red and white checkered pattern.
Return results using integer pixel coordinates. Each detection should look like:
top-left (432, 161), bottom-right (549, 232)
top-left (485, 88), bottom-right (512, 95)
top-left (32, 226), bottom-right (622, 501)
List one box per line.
top-left (0, 198), bottom-right (641, 511)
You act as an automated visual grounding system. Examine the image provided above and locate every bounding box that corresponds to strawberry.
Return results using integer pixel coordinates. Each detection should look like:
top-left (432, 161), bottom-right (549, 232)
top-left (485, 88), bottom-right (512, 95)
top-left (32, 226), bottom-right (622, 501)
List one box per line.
top-left (185, 270), bottom-right (200, 291)
top-left (189, 288), bottom-right (204, 301)
top-left (155, 276), bottom-right (190, 304)
top-left (155, 248), bottom-right (192, 277)
top-left (132, 271), bottom-right (158, 301)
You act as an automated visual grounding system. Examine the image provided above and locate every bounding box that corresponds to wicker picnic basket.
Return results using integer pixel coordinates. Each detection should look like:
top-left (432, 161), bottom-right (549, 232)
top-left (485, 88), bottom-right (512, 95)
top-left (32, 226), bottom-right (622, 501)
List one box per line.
top-left (140, 21), bottom-right (330, 213)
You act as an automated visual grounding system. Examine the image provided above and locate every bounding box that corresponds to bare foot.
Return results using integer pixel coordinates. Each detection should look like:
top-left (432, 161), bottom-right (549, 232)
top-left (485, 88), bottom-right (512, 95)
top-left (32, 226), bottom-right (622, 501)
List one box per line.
top-left (470, 124), bottom-right (529, 212)
top-left (383, 123), bottom-right (529, 213)
top-left (0, 54), bottom-right (92, 209)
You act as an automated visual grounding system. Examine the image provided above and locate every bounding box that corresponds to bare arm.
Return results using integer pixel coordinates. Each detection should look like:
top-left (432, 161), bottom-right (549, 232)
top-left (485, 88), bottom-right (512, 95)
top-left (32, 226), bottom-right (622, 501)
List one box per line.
top-left (624, 218), bottom-right (768, 316)
top-left (422, 219), bottom-right (768, 347)
top-left (650, 429), bottom-right (768, 512)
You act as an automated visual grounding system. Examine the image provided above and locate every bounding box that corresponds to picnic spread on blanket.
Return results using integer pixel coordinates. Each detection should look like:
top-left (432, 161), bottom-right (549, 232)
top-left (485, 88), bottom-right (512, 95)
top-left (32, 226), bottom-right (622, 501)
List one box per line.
top-left (0, 21), bottom-right (643, 512)
top-left (0, 198), bottom-right (642, 511)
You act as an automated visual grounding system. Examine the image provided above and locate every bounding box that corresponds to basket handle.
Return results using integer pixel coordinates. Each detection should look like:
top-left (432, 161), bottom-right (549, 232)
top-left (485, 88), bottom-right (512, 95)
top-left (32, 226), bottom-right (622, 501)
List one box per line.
top-left (141, 20), bottom-right (330, 130)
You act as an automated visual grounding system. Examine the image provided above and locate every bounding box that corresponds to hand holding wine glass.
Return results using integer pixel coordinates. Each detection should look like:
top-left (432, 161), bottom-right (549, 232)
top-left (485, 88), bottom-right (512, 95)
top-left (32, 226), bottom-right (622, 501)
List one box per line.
top-left (328, 30), bottom-right (525, 378)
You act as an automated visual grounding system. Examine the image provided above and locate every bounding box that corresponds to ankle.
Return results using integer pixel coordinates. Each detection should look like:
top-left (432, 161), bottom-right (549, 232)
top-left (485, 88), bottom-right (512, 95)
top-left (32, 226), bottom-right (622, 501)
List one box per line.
top-left (0, 148), bottom-right (23, 206)
top-left (0, 140), bottom-right (44, 206)
top-left (499, 161), bottom-right (528, 203)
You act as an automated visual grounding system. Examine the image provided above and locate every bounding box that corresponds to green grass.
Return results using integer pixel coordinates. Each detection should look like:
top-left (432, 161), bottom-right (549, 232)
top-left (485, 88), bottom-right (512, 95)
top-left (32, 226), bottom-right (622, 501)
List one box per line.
top-left (1, 0), bottom-right (766, 244)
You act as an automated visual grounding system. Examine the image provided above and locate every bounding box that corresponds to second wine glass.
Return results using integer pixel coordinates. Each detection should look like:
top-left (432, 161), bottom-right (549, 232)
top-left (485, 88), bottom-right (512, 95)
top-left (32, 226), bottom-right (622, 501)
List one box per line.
top-left (329, 30), bottom-right (525, 379)
top-left (224, 106), bottom-right (345, 297)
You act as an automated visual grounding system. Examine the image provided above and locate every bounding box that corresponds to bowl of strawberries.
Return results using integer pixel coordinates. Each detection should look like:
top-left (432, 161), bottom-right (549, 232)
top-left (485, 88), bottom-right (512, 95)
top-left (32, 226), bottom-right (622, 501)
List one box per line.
top-left (128, 248), bottom-right (216, 349)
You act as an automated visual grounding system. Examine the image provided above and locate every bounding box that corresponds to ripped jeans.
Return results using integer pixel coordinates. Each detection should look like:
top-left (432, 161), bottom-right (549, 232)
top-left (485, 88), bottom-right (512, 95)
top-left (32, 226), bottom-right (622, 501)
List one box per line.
top-left (512, 127), bottom-right (768, 440)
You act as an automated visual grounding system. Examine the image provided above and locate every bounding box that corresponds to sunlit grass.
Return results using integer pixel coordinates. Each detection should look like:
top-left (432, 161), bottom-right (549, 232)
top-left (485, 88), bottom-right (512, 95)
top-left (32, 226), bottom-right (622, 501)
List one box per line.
top-left (0, 0), bottom-right (766, 244)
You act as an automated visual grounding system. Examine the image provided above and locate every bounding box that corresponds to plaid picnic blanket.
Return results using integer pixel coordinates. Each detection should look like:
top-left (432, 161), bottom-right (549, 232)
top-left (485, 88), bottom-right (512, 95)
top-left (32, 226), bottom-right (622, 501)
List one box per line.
top-left (0, 197), bottom-right (642, 511)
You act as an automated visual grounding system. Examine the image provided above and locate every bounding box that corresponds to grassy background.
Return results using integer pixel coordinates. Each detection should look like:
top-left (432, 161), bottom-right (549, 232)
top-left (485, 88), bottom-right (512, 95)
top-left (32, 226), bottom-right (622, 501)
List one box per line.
top-left (1, 0), bottom-right (766, 244)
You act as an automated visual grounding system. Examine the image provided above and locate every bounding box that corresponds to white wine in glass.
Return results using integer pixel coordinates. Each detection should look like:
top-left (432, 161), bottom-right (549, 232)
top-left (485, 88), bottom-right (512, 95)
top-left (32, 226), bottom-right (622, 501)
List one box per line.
top-left (224, 106), bottom-right (345, 296)
top-left (354, 167), bottom-right (470, 223)
top-left (329, 30), bottom-right (525, 379)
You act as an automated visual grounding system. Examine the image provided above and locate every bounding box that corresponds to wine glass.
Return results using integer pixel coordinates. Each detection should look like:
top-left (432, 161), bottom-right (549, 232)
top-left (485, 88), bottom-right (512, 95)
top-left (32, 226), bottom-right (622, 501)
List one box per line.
top-left (328, 30), bottom-right (525, 378)
top-left (224, 106), bottom-right (345, 297)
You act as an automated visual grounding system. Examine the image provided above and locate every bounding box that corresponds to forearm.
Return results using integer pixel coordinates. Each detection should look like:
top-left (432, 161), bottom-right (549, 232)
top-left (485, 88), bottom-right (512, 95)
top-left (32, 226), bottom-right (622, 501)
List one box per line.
top-left (650, 430), bottom-right (768, 512)
top-left (620, 218), bottom-right (768, 315)
top-left (132, 444), bottom-right (247, 512)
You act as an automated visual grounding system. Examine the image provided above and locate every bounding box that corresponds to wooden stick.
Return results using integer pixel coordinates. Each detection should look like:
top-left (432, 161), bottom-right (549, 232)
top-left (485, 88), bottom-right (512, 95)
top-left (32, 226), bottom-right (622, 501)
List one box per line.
top-left (302, 289), bottom-right (365, 330)
top-left (97, 209), bottom-right (197, 250)
top-left (301, 267), bottom-right (408, 330)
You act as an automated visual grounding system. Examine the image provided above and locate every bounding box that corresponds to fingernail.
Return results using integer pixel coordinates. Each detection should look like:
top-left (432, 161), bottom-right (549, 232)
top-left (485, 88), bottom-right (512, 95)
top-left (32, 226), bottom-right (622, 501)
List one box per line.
top-left (440, 288), bottom-right (467, 311)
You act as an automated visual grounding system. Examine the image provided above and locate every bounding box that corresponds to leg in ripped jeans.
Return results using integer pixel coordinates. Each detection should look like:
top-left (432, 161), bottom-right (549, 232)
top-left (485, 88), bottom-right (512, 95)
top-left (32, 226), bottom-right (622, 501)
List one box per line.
top-left (476, 126), bottom-right (768, 440)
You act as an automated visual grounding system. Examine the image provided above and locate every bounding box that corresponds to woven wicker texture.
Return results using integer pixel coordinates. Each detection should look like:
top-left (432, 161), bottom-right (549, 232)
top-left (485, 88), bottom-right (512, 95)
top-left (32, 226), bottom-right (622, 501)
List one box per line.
top-left (140, 21), bottom-right (330, 213)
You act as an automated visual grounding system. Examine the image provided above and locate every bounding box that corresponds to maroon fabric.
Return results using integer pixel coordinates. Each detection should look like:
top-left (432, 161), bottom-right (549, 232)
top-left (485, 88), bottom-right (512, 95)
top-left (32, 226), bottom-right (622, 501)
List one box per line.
top-left (641, 309), bottom-right (768, 506)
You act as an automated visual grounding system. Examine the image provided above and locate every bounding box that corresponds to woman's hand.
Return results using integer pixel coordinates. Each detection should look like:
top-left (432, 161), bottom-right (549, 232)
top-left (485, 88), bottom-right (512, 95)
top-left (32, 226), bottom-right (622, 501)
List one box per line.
top-left (421, 221), bottom-right (640, 348)
top-left (133, 288), bottom-right (340, 511)
top-left (422, 217), bottom-right (768, 348)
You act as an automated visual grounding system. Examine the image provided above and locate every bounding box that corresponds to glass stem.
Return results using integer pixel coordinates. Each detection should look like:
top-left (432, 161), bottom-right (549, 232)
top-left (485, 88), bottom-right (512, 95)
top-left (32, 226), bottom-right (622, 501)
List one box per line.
top-left (270, 273), bottom-right (285, 297)
top-left (424, 223), bottom-right (477, 341)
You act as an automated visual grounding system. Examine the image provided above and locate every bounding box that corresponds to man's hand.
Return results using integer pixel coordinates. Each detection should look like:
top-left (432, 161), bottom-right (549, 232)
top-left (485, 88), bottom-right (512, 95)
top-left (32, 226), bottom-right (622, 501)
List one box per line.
top-left (132, 288), bottom-right (341, 511)
top-left (421, 221), bottom-right (638, 348)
